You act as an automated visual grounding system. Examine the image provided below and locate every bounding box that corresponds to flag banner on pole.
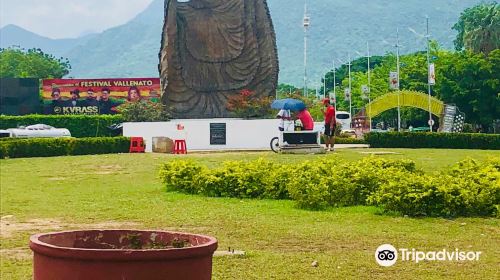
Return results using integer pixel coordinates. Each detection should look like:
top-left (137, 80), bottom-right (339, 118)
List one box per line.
top-left (344, 88), bottom-right (351, 100)
top-left (361, 85), bottom-right (369, 94)
top-left (361, 85), bottom-right (369, 100)
top-left (329, 92), bottom-right (336, 103)
top-left (429, 63), bottom-right (436, 85)
top-left (389, 72), bottom-right (399, 89)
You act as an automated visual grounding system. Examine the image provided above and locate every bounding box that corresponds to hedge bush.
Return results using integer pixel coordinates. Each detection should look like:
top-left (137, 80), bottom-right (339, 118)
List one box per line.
top-left (159, 157), bottom-right (499, 217)
top-left (368, 158), bottom-right (500, 217)
top-left (322, 137), bottom-right (367, 145)
top-left (0, 115), bottom-right (124, 138)
top-left (159, 157), bottom-right (413, 209)
top-left (159, 158), bottom-right (287, 199)
top-left (0, 137), bottom-right (130, 159)
top-left (365, 132), bottom-right (500, 149)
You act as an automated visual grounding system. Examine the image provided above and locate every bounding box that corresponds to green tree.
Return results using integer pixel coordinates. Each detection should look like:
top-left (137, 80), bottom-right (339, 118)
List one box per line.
top-left (324, 55), bottom-right (385, 94)
top-left (0, 48), bottom-right (71, 78)
top-left (330, 41), bottom-right (499, 130)
top-left (276, 83), bottom-right (299, 99)
top-left (435, 49), bottom-right (500, 130)
top-left (453, 2), bottom-right (500, 54)
top-left (118, 101), bottom-right (170, 122)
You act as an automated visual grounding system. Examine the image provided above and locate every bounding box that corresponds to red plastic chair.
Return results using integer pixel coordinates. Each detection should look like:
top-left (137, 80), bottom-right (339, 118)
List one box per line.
top-left (129, 137), bottom-right (145, 153)
top-left (173, 140), bottom-right (187, 154)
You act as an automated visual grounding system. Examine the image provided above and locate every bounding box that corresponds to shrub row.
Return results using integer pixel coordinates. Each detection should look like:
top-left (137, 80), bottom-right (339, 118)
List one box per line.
top-left (370, 158), bottom-right (500, 217)
top-left (0, 115), bottom-right (124, 138)
top-left (365, 132), bottom-right (500, 150)
top-left (159, 157), bottom-right (500, 217)
top-left (325, 137), bottom-right (367, 145)
top-left (0, 137), bottom-right (130, 159)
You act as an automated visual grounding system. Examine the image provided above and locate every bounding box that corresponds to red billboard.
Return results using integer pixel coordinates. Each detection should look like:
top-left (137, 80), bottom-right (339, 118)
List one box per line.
top-left (42, 78), bottom-right (161, 115)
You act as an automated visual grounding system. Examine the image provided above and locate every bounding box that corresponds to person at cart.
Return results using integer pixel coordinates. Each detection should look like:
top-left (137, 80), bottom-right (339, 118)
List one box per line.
top-left (322, 98), bottom-right (336, 151)
top-left (276, 109), bottom-right (291, 131)
top-left (295, 108), bottom-right (314, 131)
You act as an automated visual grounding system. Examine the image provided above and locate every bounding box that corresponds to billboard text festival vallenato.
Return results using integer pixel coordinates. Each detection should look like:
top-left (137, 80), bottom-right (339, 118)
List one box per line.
top-left (42, 78), bottom-right (161, 115)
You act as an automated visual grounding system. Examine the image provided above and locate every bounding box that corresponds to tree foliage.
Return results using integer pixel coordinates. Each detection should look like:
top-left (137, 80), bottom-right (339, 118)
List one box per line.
top-left (117, 101), bottom-right (170, 122)
top-left (0, 47), bottom-right (71, 78)
top-left (226, 89), bottom-right (274, 119)
top-left (318, 40), bottom-right (499, 130)
top-left (453, 2), bottom-right (500, 54)
top-left (436, 49), bottom-right (500, 128)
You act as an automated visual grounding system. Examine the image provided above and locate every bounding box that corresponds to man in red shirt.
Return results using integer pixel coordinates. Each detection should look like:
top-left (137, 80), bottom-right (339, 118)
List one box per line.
top-left (322, 98), bottom-right (336, 151)
top-left (296, 108), bottom-right (314, 130)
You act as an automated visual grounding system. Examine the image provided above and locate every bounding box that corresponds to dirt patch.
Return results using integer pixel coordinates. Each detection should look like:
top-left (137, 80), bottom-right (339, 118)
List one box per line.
top-left (46, 177), bottom-right (67, 181)
top-left (79, 221), bottom-right (139, 229)
top-left (98, 165), bottom-right (123, 170)
top-left (1, 216), bottom-right (63, 238)
top-left (0, 248), bottom-right (33, 260)
top-left (92, 165), bottom-right (124, 175)
top-left (0, 216), bottom-right (139, 239)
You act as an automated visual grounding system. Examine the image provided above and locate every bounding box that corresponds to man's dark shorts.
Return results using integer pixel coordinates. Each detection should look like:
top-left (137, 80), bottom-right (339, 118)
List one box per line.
top-left (324, 123), bottom-right (336, 137)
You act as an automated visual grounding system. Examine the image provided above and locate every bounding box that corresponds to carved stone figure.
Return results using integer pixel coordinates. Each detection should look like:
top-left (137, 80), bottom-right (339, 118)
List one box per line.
top-left (159, 0), bottom-right (279, 118)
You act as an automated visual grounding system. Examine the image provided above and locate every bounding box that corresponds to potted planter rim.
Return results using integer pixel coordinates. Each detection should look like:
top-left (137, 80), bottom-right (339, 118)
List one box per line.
top-left (30, 229), bottom-right (218, 280)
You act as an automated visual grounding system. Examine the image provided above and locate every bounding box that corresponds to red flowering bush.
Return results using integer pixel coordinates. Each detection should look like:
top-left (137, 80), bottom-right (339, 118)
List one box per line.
top-left (226, 89), bottom-right (274, 119)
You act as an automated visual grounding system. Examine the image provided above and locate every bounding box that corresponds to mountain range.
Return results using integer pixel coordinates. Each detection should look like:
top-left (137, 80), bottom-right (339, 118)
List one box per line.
top-left (0, 0), bottom-right (486, 85)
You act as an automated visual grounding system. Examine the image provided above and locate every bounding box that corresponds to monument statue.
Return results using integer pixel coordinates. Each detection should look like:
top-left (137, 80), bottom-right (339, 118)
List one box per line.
top-left (159, 0), bottom-right (279, 118)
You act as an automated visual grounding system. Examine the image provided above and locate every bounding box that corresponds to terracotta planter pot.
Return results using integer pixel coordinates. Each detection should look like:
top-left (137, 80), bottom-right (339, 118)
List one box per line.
top-left (30, 230), bottom-right (218, 280)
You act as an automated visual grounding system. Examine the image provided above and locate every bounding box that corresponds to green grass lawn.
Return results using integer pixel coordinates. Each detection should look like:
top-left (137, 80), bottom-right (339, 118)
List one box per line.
top-left (1, 149), bottom-right (499, 279)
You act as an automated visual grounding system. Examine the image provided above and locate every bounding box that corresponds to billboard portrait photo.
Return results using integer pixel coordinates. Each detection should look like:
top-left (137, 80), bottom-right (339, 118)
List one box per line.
top-left (42, 78), bottom-right (161, 115)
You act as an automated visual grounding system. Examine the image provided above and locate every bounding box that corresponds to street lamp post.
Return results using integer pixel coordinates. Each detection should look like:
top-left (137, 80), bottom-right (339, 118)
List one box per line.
top-left (332, 60), bottom-right (337, 111)
top-left (348, 52), bottom-right (352, 128)
top-left (396, 28), bottom-right (402, 132)
top-left (426, 17), bottom-right (433, 132)
top-left (323, 71), bottom-right (327, 99)
top-left (338, 56), bottom-right (353, 128)
top-left (367, 42), bottom-right (372, 132)
top-left (303, 1), bottom-right (310, 97)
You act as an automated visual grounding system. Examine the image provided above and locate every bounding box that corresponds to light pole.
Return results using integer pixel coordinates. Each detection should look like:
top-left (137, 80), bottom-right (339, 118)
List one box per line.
top-left (367, 42), bottom-right (372, 132)
top-left (396, 28), bottom-right (402, 132)
top-left (348, 52), bottom-right (352, 128)
top-left (332, 60), bottom-right (337, 111)
top-left (426, 17), bottom-right (433, 132)
top-left (303, 1), bottom-right (310, 97)
top-left (408, 22), bottom-right (434, 132)
top-left (337, 56), bottom-right (352, 126)
top-left (323, 71), bottom-right (327, 99)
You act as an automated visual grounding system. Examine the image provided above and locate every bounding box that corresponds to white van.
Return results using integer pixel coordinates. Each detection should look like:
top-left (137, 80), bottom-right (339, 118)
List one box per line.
top-left (312, 111), bottom-right (352, 133)
top-left (336, 111), bottom-right (351, 131)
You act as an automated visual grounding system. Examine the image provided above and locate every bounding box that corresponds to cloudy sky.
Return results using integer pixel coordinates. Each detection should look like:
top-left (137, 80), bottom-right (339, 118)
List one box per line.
top-left (0, 0), bottom-right (154, 38)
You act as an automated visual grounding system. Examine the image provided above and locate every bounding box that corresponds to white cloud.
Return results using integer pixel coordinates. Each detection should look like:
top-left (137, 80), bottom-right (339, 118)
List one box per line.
top-left (0, 0), bottom-right (154, 38)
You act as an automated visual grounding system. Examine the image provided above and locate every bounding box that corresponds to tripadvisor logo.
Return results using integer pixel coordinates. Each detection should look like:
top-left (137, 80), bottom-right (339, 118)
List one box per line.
top-left (375, 244), bottom-right (482, 267)
top-left (375, 244), bottom-right (398, 267)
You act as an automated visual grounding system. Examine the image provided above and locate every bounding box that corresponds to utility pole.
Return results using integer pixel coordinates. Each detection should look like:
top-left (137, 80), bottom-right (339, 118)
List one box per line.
top-left (303, 1), bottom-right (310, 97)
top-left (426, 17), bottom-right (433, 132)
top-left (396, 28), bottom-right (402, 132)
top-left (367, 42), bottom-right (372, 132)
top-left (333, 60), bottom-right (337, 111)
top-left (323, 72), bottom-right (327, 99)
top-left (348, 52), bottom-right (352, 128)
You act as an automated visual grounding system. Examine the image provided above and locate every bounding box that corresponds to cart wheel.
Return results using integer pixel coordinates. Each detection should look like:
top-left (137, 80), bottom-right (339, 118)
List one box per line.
top-left (270, 137), bottom-right (280, 153)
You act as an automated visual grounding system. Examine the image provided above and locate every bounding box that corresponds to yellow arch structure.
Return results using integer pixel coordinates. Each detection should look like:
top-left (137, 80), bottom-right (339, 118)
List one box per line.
top-left (366, 90), bottom-right (444, 119)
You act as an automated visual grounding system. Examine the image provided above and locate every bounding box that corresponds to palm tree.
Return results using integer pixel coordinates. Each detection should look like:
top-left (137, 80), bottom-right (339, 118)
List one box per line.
top-left (453, 3), bottom-right (500, 55)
